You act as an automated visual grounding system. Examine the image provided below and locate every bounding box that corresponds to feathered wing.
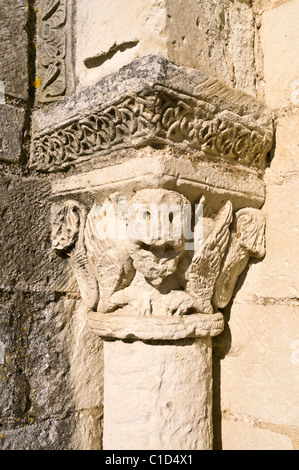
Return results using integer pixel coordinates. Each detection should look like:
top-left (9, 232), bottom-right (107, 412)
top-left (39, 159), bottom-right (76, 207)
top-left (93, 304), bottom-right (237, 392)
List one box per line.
top-left (212, 207), bottom-right (265, 309)
top-left (52, 200), bottom-right (99, 311)
top-left (186, 199), bottom-right (233, 314)
top-left (85, 202), bottom-right (135, 313)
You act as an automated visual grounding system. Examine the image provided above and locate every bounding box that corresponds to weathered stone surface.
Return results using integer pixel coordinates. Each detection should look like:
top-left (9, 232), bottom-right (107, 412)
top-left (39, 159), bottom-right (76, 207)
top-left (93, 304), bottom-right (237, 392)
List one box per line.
top-left (103, 338), bottom-right (213, 450)
top-left (0, 294), bottom-right (103, 450)
top-left (222, 419), bottom-right (294, 450)
top-left (35, 0), bottom-right (75, 102)
top-left (217, 303), bottom-right (299, 428)
top-left (270, 112), bottom-right (299, 173)
top-left (0, 175), bottom-right (77, 294)
top-left (52, 153), bottom-right (266, 214)
top-left (0, 104), bottom-right (25, 163)
top-left (0, 0), bottom-right (28, 100)
top-left (76, 0), bottom-right (256, 95)
top-left (76, 0), bottom-right (166, 89)
top-left (167, 0), bottom-right (256, 96)
top-left (260, 0), bottom-right (299, 109)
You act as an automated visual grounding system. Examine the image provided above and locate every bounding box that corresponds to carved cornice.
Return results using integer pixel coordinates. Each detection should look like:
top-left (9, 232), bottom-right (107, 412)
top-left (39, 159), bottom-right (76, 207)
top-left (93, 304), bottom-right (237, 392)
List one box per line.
top-left (31, 56), bottom-right (273, 171)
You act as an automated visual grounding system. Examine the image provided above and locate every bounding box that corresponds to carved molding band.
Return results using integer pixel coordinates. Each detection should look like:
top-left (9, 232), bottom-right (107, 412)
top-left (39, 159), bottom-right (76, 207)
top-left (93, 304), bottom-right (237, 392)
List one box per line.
top-left (36, 0), bottom-right (73, 102)
top-left (32, 85), bottom-right (273, 171)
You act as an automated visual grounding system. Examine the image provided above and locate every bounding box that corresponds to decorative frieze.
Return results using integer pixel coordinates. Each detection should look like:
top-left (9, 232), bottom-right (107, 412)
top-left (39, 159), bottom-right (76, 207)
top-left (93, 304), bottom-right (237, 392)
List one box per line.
top-left (31, 56), bottom-right (273, 171)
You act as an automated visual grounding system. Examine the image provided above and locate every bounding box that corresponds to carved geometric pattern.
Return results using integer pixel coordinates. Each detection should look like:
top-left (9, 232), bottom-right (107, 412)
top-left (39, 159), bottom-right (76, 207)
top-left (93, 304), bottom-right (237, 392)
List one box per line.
top-left (31, 86), bottom-right (273, 171)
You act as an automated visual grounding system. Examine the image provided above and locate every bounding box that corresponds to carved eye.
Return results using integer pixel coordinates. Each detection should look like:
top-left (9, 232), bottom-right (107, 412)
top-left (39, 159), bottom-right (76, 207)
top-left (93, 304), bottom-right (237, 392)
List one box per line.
top-left (142, 210), bottom-right (151, 220)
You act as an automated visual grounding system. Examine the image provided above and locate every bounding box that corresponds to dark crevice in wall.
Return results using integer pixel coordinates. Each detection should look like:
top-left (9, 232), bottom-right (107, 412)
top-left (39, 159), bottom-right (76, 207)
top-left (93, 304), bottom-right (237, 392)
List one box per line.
top-left (84, 41), bottom-right (139, 69)
top-left (21, 0), bottom-right (37, 167)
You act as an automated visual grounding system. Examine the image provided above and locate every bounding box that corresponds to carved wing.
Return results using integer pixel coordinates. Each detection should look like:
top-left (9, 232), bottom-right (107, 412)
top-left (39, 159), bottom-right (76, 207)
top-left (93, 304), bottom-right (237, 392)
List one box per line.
top-left (212, 208), bottom-right (265, 309)
top-left (186, 199), bottom-right (233, 314)
top-left (85, 201), bottom-right (135, 313)
top-left (52, 200), bottom-right (99, 311)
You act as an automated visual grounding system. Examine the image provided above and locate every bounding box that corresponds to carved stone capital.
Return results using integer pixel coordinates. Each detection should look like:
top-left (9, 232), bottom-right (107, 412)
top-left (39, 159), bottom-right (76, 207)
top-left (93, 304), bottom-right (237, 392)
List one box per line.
top-left (51, 157), bottom-right (266, 342)
top-left (47, 57), bottom-right (272, 450)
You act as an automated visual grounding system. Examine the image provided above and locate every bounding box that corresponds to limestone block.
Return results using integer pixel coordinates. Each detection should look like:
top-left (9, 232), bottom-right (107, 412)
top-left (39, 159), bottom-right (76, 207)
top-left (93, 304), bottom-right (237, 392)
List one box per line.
top-left (270, 112), bottom-right (299, 173)
top-left (219, 303), bottom-right (299, 427)
top-left (260, 0), bottom-right (299, 109)
top-left (222, 419), bottom-right (294, 450)
top-left (233, 177), bottom-right (299, 300)
top-left (76, 0), bottom-right (167, 89)
top-left (167, 0), bottom-right (256, 95)
top-left (0, 175), bottom-right (77, 294)
top-left (76, 0), bottom-right (256, 95)
top-left (0, 0), bottom-right (28, 100)
top-left (31, 56), bottom-right (273, 173)
top-left (103, 338), bottom-right (213, 450)
top-left (0, 104), bottom-right (25, 163)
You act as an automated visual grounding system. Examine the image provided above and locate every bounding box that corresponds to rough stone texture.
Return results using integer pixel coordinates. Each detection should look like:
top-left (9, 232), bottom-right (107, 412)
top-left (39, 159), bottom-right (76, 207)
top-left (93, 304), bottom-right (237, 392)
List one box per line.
top-left (260, 0), bottom-right (299, 109)
top-left (0, 0), bottom-right (28, 101)
top-left (167, 0), bottom-right (256, 96)
top-left (76, 0), bottom-right (256, 95)
top-left (1, 0), bottom-right (298, 452)
top-left (0, 175), bottom-right (103, 449)
top-left (0, 294), bottom-right (103, 450)
top-left (221, 419), bottom-right (294, 450)
top-left (103, 338), bottom-right (213, 450)
top-left (0, 175), bottom-right (76, 294)
top-left (0, 105), bottom-right (25, 163)
top-left (231, 178), bottom-right (299, 300)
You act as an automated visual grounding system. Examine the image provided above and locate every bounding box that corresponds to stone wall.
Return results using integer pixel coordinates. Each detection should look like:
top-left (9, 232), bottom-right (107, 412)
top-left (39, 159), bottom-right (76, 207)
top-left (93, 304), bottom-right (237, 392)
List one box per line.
top-left (215, 0), bottom-right (299, 450)
top-left (0, 0), bottom-right (298, 450)
top-left (0, 1), bottom-right (103, 450)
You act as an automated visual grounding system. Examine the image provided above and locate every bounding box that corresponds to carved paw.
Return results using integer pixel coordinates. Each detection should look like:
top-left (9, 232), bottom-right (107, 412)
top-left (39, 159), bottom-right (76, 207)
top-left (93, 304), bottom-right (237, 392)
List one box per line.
top-left (164, 291), bottom-right (197, 316)
top-left (132, 296), bottom-right (153, 316)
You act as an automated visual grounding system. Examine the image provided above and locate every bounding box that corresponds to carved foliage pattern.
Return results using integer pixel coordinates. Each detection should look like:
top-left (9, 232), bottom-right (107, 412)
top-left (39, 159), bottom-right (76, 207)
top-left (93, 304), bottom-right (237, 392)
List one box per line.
top-left (32, 87), bottom-right (272, 170)
top-left (37, 0), bottom-right (67, 102)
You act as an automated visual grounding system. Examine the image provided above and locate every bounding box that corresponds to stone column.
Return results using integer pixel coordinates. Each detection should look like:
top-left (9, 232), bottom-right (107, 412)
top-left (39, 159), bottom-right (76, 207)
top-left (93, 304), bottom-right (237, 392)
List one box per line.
top-left (42, 57), bottom-right (273, 449)
top-left (91, 315), bottom-right (223, 450)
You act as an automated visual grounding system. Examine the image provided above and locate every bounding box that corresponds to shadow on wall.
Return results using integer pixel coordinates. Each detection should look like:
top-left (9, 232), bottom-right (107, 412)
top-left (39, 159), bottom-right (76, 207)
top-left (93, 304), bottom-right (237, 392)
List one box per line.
top-left (212, 262), bottom-right (252, 450)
